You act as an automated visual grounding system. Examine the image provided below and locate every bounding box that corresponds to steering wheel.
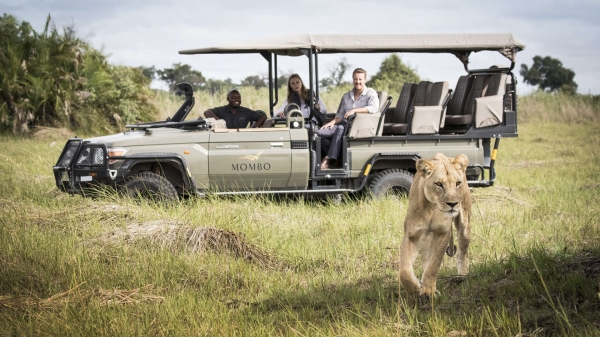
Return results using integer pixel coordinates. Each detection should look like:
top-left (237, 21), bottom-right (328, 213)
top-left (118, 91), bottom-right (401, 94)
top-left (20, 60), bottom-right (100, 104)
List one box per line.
top-left (281, 103), bottom-right (318, 127)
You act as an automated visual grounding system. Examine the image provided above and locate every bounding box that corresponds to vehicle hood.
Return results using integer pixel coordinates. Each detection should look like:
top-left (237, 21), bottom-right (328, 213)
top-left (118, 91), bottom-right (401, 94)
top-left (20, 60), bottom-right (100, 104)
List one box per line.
top-left (85, 128), bottom-right (208, 147)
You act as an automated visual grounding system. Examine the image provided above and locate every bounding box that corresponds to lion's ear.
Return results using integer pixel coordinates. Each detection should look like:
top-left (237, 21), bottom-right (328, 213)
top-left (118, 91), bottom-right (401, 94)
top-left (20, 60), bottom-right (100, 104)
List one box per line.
top-left (452, 154), bottom-right (469, 172)
top-left (416, 159), bottom-right (434, 175)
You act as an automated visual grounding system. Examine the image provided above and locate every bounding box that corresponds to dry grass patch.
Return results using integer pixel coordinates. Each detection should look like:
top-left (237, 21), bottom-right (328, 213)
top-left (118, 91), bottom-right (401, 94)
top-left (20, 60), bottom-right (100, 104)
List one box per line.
top-left (31, 127), bottom-right (75, 141)
top-left (0, 283), bottom-right (164, 311)
top-left (93, 220), bottom-right (278, 268)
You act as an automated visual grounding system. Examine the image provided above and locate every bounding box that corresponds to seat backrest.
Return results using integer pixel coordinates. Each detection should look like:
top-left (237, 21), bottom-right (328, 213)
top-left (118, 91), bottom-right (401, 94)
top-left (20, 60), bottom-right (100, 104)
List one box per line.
top-left (485, 73), bottom-right (507, 97)
top-left (462, 75), bottom-right (487, 116)
top-left (446, 76), bottom-right (472, 116)
top-left (412, 81), bottom-right (432, 107)
top-left (425, 81), bottom-right (449, 106)
top-left (387, 83), bottom-right (417, 124)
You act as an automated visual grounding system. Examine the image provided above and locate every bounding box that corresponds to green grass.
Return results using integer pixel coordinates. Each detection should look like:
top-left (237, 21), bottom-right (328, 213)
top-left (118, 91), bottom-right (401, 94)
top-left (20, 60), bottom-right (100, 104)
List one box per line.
top-left (1, 121), bottom-right (599, 336)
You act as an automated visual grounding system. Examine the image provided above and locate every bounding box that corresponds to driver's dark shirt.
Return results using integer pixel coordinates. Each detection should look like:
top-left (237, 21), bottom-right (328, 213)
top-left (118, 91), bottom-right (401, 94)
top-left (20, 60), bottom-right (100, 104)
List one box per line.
top-left (209, 105), bottom-right (265, 129)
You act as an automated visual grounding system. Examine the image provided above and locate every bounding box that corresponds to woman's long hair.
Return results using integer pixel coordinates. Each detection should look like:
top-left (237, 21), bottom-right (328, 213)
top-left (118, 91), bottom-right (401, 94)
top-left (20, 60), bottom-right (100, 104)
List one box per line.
top-left (287, 74), bottom-right (309, 105)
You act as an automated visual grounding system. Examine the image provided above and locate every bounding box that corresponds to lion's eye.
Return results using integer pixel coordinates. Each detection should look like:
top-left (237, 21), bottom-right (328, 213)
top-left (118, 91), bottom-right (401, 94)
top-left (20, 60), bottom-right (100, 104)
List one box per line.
top-left (456, 181), bottom-right (461, 187)
top-left (435, 182), bottom-right (443, 188)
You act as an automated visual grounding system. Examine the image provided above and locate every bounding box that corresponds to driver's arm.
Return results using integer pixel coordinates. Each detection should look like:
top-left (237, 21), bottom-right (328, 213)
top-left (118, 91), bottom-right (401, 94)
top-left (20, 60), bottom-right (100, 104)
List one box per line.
top-left (249, 109), bottom-right (267, 128)
top-left (204, 109), bottom-right (220, 119)
top-left (253, 115), bottom-right (267, 128)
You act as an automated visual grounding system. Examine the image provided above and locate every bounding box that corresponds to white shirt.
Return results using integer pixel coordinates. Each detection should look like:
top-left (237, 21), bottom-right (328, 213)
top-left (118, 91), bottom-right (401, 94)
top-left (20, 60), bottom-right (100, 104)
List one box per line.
top-left (335, 86), bottom-right (379, 120)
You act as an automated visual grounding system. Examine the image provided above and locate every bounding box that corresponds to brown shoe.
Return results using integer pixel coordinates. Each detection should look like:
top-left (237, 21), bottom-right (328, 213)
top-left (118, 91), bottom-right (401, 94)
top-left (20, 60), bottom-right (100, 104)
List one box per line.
top-left (321, 157), bottom-right (330, 170)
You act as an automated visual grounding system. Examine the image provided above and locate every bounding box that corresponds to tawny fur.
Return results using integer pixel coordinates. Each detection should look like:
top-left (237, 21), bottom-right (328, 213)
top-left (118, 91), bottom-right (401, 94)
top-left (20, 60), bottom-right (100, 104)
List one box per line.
top-left (399, 153), bottom-right (471, 297)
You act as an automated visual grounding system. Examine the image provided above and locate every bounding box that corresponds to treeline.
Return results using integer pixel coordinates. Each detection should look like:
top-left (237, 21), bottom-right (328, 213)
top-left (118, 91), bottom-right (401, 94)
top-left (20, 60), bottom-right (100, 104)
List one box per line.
top-left (0, 14), bottom-right (156, 135)
top-left (146, 54), bottom-right (421, 96)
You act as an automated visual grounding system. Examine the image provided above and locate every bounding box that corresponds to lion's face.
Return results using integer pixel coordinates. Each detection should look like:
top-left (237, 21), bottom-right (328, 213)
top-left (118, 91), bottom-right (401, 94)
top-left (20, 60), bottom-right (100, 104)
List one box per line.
top-left (417, 153), bottom-right (469, 217)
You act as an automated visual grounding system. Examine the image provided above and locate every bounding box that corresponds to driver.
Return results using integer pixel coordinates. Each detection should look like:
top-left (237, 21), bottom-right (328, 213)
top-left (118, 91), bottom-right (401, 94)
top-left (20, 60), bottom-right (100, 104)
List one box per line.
top-left (316, 68), bottom-right (379, 169)
top-left (204, 89), bottom-right (267, 129)
top-left (275, 74), bottom-right (327, 122)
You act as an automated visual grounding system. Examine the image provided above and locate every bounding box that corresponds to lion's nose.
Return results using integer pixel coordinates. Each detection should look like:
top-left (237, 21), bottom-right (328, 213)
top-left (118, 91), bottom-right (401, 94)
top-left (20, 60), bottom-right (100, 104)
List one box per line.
top-left (446, 202), bottom-right (458, 209)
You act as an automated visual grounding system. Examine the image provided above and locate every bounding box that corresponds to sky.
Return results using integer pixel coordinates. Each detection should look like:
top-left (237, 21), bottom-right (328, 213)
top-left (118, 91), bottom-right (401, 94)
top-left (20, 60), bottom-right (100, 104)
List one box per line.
top-left (3, 0), bottom-right (599, 95)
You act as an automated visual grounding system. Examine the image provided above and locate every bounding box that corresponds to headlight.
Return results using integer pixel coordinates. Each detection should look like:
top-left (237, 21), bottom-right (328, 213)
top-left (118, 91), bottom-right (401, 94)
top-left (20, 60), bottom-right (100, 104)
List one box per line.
top-left (108, 147), bottom-right (128, 164)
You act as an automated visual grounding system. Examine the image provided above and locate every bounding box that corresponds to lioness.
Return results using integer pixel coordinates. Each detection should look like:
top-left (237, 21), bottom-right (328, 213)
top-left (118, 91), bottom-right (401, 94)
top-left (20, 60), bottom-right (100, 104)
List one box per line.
top-left (399, 153), bottom-right (471, 297)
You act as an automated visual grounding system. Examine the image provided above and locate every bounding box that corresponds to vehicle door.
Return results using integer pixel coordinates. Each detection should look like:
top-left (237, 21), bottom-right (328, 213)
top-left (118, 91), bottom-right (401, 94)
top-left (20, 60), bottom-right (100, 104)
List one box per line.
top-left (208, 129), bottom-right (292, 190)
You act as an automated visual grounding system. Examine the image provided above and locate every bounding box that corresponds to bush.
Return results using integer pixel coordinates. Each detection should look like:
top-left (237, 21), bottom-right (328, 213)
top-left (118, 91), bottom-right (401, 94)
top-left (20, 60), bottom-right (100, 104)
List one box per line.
top-left (366, 54), bottom-right (420, 95)
top-left (0, 14), bottom-right (157, 135)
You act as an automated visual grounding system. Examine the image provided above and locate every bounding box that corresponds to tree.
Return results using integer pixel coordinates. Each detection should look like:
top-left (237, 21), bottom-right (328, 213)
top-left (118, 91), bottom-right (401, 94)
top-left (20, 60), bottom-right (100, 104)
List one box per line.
top-left (520, 56), bottom-right (578, 95)
top-left (240, 75), bottom-right (266, 89)
top-left (366, 54), bottom-right (420, 94)
top-left (320, 58), bottom-right (351, 89)
top-left (156, 63), bottom-right (205, 92)
top-left (0, 14), bottom-right (157, 134)
top-left (137, 66), bottom-right (156, 81)
top-left (203, 78), bottom-right (235, 95)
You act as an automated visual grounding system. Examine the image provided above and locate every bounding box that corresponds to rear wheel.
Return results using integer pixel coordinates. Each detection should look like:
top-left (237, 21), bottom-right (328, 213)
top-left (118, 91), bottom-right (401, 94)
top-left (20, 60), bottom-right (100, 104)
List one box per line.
top-left (124, 172), bottom-right (178, 202)
top-left (368, 169), bottom-right (414, 198)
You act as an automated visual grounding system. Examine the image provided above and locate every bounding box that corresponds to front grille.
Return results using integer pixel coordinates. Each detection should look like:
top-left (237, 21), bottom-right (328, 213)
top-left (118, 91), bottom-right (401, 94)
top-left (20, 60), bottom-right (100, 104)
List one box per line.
top-left (291, 141), bottom-right (309, 149)
top-left (76, 146), bottom-right (105, 166)
top-left (57, 140), bottom-right (81, 167)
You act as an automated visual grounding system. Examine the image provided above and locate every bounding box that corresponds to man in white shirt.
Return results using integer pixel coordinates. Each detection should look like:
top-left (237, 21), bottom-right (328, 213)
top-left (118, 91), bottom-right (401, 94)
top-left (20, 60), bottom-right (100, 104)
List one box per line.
top-left (317, 68), bottom-right (379, 169)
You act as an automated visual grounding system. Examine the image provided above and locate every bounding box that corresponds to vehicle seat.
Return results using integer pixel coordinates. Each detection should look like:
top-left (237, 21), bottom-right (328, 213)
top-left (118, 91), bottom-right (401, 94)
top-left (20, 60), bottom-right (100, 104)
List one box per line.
top-left (443, 75), bottom-right (485, 133)
top-left (410, 81), bottom-right (450, 134)
top-left (382, 83), bottom-right (417, 136)
top-left (474, 73), bottom-right (508, 128)
top-left (347, 91), bottom-right (389, 139)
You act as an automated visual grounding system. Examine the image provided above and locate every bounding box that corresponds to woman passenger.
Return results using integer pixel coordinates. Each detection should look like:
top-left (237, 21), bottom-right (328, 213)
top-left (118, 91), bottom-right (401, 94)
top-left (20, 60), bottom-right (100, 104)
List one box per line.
top-left (275, 74), bottom-right (327, 123)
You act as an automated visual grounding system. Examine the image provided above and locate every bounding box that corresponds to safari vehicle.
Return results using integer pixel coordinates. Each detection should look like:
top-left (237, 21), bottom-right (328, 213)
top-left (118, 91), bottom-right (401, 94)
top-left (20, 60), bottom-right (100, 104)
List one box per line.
top-left (53, 34), bottom-right (525, 200)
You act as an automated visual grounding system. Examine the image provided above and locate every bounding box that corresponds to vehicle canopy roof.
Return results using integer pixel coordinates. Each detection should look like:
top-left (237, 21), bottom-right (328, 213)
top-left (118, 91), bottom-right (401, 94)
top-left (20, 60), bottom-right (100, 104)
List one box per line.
top-left (179, 33), bottom-right (526, 65)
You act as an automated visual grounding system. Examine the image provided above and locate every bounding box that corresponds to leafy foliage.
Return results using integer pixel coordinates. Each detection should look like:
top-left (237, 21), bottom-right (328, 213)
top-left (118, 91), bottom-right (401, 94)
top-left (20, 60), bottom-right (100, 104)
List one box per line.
top-left (366, 54), bottom-right (420, 94)
top-left (320, 58), bottom-right (351, 89)
top-left (520, 55), bottom-right (578, 95)
top-left (240, 75), bottom-right (266, 89)
top-left (203, 78), bottom-right (235, 95)
top-left (137, 66), bottom-right (157, 81)
top-left (0, 14), bottom-right (157, 134)
top-left (156, 63), bottom-right (205, 92)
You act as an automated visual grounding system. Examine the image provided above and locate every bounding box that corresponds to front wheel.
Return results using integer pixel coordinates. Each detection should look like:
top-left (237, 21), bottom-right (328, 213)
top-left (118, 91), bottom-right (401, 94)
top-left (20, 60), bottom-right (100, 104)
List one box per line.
top-left (123, 172), bottom-right (178, 202)
top-left (368, 169), bottom-right (414, 198)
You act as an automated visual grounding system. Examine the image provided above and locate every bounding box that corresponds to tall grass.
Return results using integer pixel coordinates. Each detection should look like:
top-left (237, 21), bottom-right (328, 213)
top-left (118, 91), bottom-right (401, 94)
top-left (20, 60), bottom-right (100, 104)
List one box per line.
top-left (518, 91), bottom-right (600, 123)
top-left (1, 103), bottom-right (599, 335)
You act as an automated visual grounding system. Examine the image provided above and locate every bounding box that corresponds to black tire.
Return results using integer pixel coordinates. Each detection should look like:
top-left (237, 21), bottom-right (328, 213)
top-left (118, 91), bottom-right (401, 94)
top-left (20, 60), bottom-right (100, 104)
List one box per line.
top-left (368, 169), bottom-right (414, 198)
top-left (123, 172), bottom-right (178, 202)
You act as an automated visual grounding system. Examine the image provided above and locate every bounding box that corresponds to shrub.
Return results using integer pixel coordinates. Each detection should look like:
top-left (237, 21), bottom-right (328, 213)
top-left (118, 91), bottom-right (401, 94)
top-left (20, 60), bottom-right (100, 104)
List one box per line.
top-left (0, 14), bottom-right (157, 135)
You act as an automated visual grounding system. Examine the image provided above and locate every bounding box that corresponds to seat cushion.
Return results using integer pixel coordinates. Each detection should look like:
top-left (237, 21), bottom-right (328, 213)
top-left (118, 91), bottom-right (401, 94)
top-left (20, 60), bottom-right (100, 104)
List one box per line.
top-left (383, 123), bottom-right (408, 135)
top-left (445, 114), bottom-right (473, 126)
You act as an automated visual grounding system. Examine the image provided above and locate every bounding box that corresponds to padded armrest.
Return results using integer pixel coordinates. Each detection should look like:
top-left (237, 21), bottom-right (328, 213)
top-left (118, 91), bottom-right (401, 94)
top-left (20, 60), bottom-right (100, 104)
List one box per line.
top-left (411, 106), bottom-right (444, 134)
top-left (205, 118), bottom-right (227, 130)
top-left (475, 95), bottom-right (503, 128)
top-left (348, 113), bottom-right (382, 139)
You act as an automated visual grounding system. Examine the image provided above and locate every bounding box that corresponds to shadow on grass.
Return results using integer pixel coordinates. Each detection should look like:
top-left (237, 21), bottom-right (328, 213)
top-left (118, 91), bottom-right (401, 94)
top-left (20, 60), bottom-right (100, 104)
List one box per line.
top-left (238, 246), bottom-right (600, 335)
